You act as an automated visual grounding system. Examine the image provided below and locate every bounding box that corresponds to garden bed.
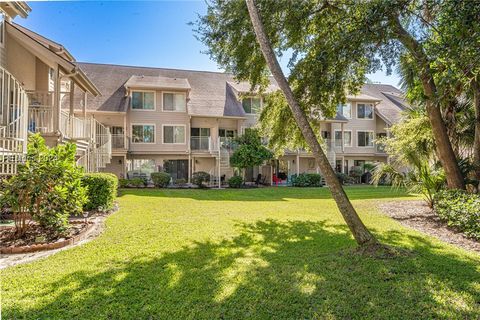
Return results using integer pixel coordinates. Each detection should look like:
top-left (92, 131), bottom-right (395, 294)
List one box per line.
top-left (377, 200), bottom-right (480, 253)
top-left (0, 220), bottom-right (94, 254)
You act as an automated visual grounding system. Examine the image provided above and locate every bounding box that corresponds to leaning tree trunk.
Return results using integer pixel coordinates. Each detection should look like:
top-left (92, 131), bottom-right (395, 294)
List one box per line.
top-left (245, 0), bottom-right (377, 246)
top-left (390, 16), bottom-right (465, 190)
top-left (472, 80), bottom-right (480, 182)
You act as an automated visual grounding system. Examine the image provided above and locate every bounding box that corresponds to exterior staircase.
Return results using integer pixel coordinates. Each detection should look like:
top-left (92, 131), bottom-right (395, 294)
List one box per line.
top-left (0, 67), bottom-right (28, 176)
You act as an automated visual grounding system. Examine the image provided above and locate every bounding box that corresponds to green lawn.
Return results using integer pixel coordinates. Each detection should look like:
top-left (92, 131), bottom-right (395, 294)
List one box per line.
top-left (2, 186), bottom-right (479, 319)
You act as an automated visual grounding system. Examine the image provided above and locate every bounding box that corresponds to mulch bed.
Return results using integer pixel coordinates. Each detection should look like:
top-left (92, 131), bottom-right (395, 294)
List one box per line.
top-left (0, 222), bottom-right (88, 247)
top-left (377, 200), bottom-right (480, 253)
top-left (0, 221), bottom-right (93, 254)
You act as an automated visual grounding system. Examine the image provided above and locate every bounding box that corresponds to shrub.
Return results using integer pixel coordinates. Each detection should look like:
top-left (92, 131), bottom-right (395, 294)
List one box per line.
top-left (82, 173), bottom-right (118, 211)
top-left (336, 172), bottom-right (348, 185)
top-left (192, 171), bottom-right (210, 188)
top-left (0, 134), bottom-right (87, 237)
top-left (175, 178), bottom-right (187, 186)
top-left (119, 178), bottom-right (130, 188)
top-left (129, 178), bottom-right (145, 188)
top-left (291, 173), bottom-right (322, 187)
top-left (434, 190), bottom-right (480, 240)
top-left (151, 172), bottom-right (171, 188)
top-left (228, 175), bottom-right (243, 188)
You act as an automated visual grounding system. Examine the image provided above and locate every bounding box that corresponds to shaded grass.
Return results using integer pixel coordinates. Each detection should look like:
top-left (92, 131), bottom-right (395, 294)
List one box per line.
top-left (2, 186), bottom-right (479, 319)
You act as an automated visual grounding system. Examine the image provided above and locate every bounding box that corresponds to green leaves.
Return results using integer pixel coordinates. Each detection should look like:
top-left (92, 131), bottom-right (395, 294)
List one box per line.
top-left (230, 129), bottom-right (273, 169)
top-left (2, 134), bottom-right (87, 236)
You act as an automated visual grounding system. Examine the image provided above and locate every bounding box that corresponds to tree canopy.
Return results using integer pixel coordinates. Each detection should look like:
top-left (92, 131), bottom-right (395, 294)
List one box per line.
top-left (229, 128), bottom-right (273, 170)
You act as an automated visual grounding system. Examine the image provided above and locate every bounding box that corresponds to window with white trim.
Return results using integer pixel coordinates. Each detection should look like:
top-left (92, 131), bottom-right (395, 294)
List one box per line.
top-left (357, 131), bottom-right (374, 147)
top-left (242, 97), bottom-right (261, 114)
top-left (334, 130), bottom-right (352, 147)
top-left (132, 125), bottom-right (155, 143)
top-left (163, 125), bottom-right (185, 144)
top-left (131, 91), bottom-right (155, 110)
top-left (163, 93), bottom-right (186, 111)
top-left (336, 103), bottom-right (351, 118)
top-left (357, 103), bottom-right (374, 119)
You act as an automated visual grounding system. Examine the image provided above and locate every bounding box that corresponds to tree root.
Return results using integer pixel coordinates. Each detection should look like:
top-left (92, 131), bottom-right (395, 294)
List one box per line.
top-left (353, 242), bottom-right (412, 259)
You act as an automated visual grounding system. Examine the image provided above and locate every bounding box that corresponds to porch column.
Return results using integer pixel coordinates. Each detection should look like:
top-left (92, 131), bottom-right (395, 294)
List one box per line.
top-left (218, 156), bottom-right (221, 189)
top-left (83, 91), bottom-right (87, 118)
top-left (188, 153), bottom-right (191, 183)
top-left (69, 82), bottom-right (75, 115)
top-left (296, 151), bottom-right (300, 175)
top-left (53, 66), bottom-right (61, 134)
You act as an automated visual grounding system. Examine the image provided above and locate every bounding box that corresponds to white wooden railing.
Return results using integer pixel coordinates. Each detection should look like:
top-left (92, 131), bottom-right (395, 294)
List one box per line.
top-left (0, 67), bottom-right (28, 176)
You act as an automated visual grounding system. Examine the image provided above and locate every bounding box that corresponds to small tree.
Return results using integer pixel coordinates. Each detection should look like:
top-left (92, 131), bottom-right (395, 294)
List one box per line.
top-left (229, 128), bottom-right (273, 181)
top-left (1, 134), bottom-right (87, 237)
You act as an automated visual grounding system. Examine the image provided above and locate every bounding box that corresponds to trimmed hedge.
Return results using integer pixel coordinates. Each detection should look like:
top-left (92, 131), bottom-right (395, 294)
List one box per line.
top-left (228, 175), bottom-right (243, 188)
top-left (434, 190), bottom-right (480, 240)
top-left (291, 173), bottom-right (322, 187)
top-left (82, 173), bottom-right (118, 211)
top-left (151, 172), bottom-right (171, 188)
top-left (192, 171), bottom-right (210, 188)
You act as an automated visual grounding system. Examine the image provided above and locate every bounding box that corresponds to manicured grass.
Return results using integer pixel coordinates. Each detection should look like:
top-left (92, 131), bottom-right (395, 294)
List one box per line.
top-left (2, 186), bottom-right (479, 319)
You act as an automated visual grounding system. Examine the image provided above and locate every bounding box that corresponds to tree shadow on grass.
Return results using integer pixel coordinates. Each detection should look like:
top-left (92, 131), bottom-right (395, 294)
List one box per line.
top-left (117, 186), bottom-right (416, 202)
top-left (6, 220), bottom-right (479, 319)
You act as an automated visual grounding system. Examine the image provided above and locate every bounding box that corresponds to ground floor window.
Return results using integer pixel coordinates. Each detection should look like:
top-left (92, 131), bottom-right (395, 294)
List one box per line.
top-left (335, 160), bottom-right (342, 173)
top-left (127, 159), bottom-right (156, 179)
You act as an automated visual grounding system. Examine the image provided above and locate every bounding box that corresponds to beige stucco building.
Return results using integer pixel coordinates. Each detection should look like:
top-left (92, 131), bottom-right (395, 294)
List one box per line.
top-left (1, 2), bottom-right (408, 185)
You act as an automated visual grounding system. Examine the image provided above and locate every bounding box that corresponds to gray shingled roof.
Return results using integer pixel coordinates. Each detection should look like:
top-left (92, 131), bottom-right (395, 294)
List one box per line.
top-left (360, 84), bottom-right (409, 124)
top-left (125, 75), bottom-right (191, 91)
top-left (76, 62), bottom-right (247, 117)
top-left (77, 62), bottom-right (406, 123)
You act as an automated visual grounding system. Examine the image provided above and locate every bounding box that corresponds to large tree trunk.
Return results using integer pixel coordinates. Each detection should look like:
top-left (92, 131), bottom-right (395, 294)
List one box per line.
top-left (390, 16), bottom-right (465, 190)
top-left (473, 80), bottom-right (480, 181)
top-left (245, 0), bottom-right (377, 246)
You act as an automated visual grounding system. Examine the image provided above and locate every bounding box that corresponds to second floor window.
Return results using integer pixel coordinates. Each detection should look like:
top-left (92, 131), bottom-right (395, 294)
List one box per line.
top-left (336, 103), bottom-right (351, 118)
top-left (163, 125), bottom-right (185, 144)
top-left (357, 131), bottom-right (374, 147)
top-left (132, 91), bottom-right (155, 110)
top-left (334, 131), bottom-right (352, 147)
top-left (163, 93), bottom-right (186, 112)
top-left (242, 97), bottom-right (261, 114)
top-left (357, 103), bottom-right (374, 119)
top-left (132, 125), bottom-right (155, 143)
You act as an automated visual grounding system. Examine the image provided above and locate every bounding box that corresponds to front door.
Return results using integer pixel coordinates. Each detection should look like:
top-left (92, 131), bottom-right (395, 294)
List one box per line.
top-left (164, 160), bottom-right (189, 180)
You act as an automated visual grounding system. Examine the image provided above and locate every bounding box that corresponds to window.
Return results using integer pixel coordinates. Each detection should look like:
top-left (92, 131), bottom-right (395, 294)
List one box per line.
top-left (132, 91), bottom-right (155, 110)
top-left (334, 130), bottom-right (352, 147)
top-left (357, 131), bottom-right (374, 147)
top-left (336, 103), bottom-right (351, 118)
top-left (357, 103), bottom-right (374, 119)
top-left (163, 125), bottom-right (185, 144)
top-left (242, 97), bottom-right (261, 114)
top-left (132, 125), bottom-right (155, 143)
top-left (219, 129), bottom-right (236, 138)
top-left (163, 93), bottom-right (186, 112)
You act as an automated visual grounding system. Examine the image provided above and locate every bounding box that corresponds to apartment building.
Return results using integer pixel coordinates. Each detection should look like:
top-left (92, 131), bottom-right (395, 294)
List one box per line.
top-left (0, 2), bottom-right (408, 184)
top-left (77, 62), bottom-right (408, 185)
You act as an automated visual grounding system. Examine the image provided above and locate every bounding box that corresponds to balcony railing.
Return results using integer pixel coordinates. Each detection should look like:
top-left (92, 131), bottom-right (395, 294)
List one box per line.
top-left (112, 133), bottom-right (128, 149)
top-left (0, 67), bottom-right (28, 176)
top-left (219, 137), bottom-right (237, 151)
top-left (191, 136), bottom-right (212, 151)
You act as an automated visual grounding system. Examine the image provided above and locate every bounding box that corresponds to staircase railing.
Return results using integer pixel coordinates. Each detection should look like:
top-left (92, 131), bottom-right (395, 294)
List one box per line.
top-left (0, 67), bottom-right (28, 176)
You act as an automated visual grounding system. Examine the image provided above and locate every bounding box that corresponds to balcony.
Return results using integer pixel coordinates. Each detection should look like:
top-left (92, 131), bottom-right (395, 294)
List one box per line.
top-left (191, 136), bottom-right (212, 151)
top-left (111, 133), bottom-right (128, 150)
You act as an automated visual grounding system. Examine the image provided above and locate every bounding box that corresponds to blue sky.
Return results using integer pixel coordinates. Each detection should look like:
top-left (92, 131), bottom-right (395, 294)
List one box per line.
top-left (15, 1), bottom-right (400, 86)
